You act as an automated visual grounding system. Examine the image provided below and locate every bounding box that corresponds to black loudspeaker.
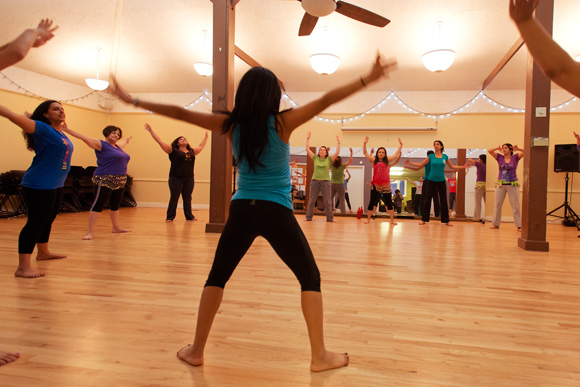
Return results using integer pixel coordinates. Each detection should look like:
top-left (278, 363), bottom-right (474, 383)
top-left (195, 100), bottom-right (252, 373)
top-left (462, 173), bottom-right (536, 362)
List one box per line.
top-left (554, 144), bottom-right (580, 172)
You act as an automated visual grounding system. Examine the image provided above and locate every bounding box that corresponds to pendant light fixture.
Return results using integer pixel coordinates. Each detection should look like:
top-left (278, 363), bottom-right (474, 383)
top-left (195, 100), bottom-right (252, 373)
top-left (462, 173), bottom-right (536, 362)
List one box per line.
top-left (422, 21), bottom-right (456, 73)
top-left (194, 30), bottom-right (213, 77)
top-left (85, 48), bottom-right (110, 91)
top-left (310, 26), bottom-right (340, 75)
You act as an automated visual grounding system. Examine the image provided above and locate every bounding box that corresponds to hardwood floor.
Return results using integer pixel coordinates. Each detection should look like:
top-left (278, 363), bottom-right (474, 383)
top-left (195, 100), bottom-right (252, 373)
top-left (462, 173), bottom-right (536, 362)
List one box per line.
top-left (1, 208), bottom-right (579, 386)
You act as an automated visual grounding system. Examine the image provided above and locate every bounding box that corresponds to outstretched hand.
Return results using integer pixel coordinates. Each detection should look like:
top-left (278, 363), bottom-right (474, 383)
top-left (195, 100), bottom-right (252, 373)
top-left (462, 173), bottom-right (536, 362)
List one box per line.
top-left (109, 76), bottom-right (133, 104)
top-left (398, 137), bottom-right (403, 146)
top-left (573, 131), bottom-right (580, 140)
top-left (363, 136), bottom-right (369, 144)
top-left (144, 123), bottom-right (153, 133)
top-left (306, 131), bottom-right (311, 140)
top-left (33, 19), bottom-right (58, 47)
top-left (365, 53), bottom-right (398, 85)
top-left (509, 0), bottom-right (540, 25)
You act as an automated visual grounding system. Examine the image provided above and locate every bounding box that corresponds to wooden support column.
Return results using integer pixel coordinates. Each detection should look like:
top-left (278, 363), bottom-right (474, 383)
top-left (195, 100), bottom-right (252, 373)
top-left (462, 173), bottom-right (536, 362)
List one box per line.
top-left (206, 0), bottom-right (235, 233)
top-left (455, 149), bottom-right (467, 219)
top-left (518, 0), bottom-right (553, 251)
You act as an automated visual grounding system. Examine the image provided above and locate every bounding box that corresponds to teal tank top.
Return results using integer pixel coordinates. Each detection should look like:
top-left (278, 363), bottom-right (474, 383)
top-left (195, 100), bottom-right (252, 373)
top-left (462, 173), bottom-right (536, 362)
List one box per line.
top-left (231, 116), bottom-right (292, 210)
top-left (427, 153), bottom-right (448, 182)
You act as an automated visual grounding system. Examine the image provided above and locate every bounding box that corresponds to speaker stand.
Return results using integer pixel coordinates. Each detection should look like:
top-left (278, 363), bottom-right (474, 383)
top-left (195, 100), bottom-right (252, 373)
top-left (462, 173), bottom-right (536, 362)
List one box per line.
top-left (547, 172), bottom-right (580, 231)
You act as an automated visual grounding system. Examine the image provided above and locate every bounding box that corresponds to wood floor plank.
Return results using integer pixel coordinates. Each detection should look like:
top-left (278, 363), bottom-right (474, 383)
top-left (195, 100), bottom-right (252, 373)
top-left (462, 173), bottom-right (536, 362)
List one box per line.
top-left (1, 208), bottom-right (579, 386)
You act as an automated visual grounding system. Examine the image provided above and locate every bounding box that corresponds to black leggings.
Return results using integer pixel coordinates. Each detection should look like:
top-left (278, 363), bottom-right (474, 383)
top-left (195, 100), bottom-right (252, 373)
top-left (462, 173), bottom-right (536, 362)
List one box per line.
top-left (367, 187), bottom-right (393, 211)
top-left (422, 180), bottom-right (449, 223)
top-left (91, 184), bottom-right (125, 212)
top-left (167, 176), bottom-right (194, 220)
top-left (336, 192), bottom-right (352, 210)
top-left (19, 187), bottom-right (62, 254)
top-left (205, 199), bottom-right (321, 292)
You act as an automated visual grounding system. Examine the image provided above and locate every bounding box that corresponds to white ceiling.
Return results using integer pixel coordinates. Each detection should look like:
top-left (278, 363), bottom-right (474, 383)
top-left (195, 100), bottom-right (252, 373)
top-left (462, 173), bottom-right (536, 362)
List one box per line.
top-left (3, 0), bottom-right (580, 94)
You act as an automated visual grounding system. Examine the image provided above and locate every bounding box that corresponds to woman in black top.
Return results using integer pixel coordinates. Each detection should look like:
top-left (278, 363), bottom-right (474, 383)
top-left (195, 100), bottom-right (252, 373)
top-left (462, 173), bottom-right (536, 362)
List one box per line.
top-left (145, 123), bottom-right (208, 222)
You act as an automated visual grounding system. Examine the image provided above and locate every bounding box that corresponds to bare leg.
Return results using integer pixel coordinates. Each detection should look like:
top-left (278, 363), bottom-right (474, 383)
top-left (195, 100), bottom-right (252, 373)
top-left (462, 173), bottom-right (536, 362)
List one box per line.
top-left (177, 286), bottom-right (224, 366)
top-left (36, 242), bottom-right (66, 260)
top-left (364, 207), bottom-right (376, 224)
top-left (109, 210), bottom-right (131, 234)
top-left (15, 253), bottom-right (44, 278)
top-left (0, 351), bottom-right (20, 366)
top-left (301, 291), bottom-right (349, 372)
top-left (83, 211), bottom-right (101, 240)
top-left (388, 209), bottom-right (397, 225)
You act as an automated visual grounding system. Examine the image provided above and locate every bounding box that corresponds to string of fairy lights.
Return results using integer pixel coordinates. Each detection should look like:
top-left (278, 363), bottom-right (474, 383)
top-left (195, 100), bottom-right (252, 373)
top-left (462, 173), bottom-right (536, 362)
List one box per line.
top-left (3, 71), bottom-right (578, 119)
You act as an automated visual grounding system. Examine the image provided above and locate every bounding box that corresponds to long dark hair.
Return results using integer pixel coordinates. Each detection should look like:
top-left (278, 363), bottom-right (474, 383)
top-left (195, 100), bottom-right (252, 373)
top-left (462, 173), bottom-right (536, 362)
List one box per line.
top-left (374, 147), bottom-right (388, 165)
top-left (332, 155), bottom-right (342, 168)
top-left (479, 154), bottom-right (486, 164)
top-left (171, 136), bottom-right (192, 151)
top-left (24, 100), bottom-right (60, 151)
top-left (222, 67), bottom-right (282, 171)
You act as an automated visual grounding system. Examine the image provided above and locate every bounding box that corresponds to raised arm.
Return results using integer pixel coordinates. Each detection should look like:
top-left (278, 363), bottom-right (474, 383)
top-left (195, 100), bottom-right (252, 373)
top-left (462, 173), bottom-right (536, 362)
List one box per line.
top-left (61, 122), bottom-right (102, 150)
top-left (467, 158), bottom-right (477, 166)
top-left (487, 145), bottom-right (501, 160)
top-left (144, 123), bottom-right (172, 154)
top-left (0, 19), bottom-right (58, 71)
top-left (345, 168), bottom-right (351, 181)
top-left (193, 132), bottom-right (209, 155)
top-left (0, 104), bottom-right (36, 133)
top-left (305, 132), bottom-right (315, 160)
top-left (330, 136), bottom-right (341, 162)
top-left (510, 0), bottom-right (580, 97)
top-left (513, 144), bottom-right (525, 160)
top-left (574, 131), bottom-right (580, 146)
top-left (117, 136), bottom-right (132, 150)
top-left (362, 136), bottom-right (375, 163)
top-left (278, 54), bottom-right (397, 140)
top-left (344, 148), bottom-right (353, 167)
top-left (110, 76), bottom-right (228, 133)
top-left (388, 138), bottom-right (403, 163)
top-left (406, 177), bottom-right (417, 185)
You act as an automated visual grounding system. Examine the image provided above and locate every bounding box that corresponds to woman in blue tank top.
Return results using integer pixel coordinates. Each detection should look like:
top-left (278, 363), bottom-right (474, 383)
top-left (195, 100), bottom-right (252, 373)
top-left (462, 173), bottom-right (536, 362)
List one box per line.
top-left (111, 54), bottom-right (396, 372)
top-left (0, 100), bottom-right (73, 278)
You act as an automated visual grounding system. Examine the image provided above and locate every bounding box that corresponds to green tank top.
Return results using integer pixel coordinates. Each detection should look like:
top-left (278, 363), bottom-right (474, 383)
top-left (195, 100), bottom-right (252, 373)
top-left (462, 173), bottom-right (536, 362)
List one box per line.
top-left (312, 156), bottom-right (332, 180)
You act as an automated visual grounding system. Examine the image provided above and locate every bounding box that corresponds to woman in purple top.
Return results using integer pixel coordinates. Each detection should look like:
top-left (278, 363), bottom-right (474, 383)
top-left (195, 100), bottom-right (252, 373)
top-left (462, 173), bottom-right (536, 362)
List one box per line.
top-left (468, 154), bottom-right (487, 223)
top-left (488, 143), bottom-right (524, 230)
top-left (63, 125), bottom-right (132, 240)
top-left (0, 100), bottom-right (73, 278)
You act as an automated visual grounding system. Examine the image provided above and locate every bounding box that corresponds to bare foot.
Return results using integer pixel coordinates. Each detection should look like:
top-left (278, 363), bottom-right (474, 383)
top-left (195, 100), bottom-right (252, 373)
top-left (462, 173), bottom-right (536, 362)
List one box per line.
top-left (166, 220), bottom-right (173, 223)
top-left (517, 227), bottom-right (521, 232)
top-left (176, 344), bottom-right (203, 366)
top-left (36, 252), bottom-right (67, 260)
top-left (186, 218), bottom-right (198, 221)
top-left (311, 351), bottom-right (349, 372)
top-left (304, 218), bottom-right (312, 222)
top-left (82, 233), bottom-right (93, 240)
top-left (490, 225), bottom-right (499, 229)
top-left (0, 351), bottom-right (20, 366)
top-left (112, 228), bottom-right (131, 233)
top-left (14, 267), bottom-right (45, 278)
top-left (444, 223), bottom-right (454, 227)
top-left (419, 221), bottom-right (425, 225)
top-left (364, 220), bottom-right (370, 224)
top-left (390, 222), bottom-right (398, 226)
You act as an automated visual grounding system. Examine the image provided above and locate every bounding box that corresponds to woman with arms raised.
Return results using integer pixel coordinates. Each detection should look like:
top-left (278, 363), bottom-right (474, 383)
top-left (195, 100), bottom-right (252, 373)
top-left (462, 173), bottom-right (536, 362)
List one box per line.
top-left (111, 54), bottom-right (396, 371)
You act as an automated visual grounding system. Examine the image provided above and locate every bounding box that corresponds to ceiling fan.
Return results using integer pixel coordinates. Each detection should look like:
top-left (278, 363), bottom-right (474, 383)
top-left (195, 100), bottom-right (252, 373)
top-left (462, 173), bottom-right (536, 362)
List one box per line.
top-left (295, 0), bottom-right (390, 36)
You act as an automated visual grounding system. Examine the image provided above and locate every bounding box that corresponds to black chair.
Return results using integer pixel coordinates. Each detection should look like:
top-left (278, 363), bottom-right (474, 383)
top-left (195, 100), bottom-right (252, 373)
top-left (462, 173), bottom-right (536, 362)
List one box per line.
top-left (60, 175), bottom-right (83, 212)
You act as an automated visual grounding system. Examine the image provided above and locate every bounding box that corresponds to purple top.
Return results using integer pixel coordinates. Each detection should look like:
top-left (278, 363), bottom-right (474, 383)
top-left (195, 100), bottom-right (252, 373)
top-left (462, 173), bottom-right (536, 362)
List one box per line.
top-left (94, 140), bottom-right (130, 176)
top-left (475, 160), bottom-right (486, 182)
top-left (496, 153), bottom-right (519, 182)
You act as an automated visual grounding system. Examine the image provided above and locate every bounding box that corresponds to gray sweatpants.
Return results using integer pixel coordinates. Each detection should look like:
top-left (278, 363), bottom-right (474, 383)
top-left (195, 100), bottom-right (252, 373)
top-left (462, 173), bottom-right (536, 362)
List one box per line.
top-left (306, 180), bottom-right (333, 221)
top-left (331, 183), bottom-right (346, 214)
top-left (492, 184), bottom-right (521, 227)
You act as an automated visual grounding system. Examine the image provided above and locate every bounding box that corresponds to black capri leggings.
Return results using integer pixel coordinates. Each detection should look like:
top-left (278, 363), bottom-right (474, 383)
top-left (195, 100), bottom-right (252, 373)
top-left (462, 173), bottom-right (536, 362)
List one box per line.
top-left (19, 187), bottom-right (63, 254)
top-left (91, 184), bottom-right (125, 212)
top-left (367, 186), bottom-right (394, 211)
top-left (205, 199), bottom-right (321, 292)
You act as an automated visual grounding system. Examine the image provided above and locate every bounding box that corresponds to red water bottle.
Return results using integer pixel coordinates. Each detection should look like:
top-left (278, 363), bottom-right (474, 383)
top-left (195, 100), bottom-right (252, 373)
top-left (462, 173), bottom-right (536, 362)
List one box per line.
top-left (357, 207), bottom-right (362, 219)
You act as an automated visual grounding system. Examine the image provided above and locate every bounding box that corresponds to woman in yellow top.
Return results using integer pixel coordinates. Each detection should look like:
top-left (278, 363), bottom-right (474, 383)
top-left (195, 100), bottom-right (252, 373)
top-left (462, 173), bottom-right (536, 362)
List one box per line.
top-left (305, 132), bottom-right (340, 222)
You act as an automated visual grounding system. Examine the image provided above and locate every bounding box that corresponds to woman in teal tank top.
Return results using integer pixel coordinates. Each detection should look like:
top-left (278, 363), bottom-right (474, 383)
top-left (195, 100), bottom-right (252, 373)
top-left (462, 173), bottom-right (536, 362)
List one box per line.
top-left (111, 54), bottom-right (397, 372)
top-left (305, 132), bottom-right (341, 222)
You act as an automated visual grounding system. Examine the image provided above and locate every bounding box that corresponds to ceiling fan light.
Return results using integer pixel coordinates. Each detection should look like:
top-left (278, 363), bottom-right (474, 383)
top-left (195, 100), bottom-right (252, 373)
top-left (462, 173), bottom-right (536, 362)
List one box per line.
top-left (310, 53), bottom-right (340, 75)
top-left (422, 49), bottom-right (456, 72)
top-left (85, 78), bottom-right (110, 91)
top-left (301, 0), bottom-right (336, 17)
top-left (194, 62), bottom-right (213, 77)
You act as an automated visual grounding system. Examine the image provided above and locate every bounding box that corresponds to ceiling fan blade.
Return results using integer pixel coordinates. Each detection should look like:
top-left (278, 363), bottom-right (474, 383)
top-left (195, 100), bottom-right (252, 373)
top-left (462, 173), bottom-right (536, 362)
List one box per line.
top-left (299, 12), bottom-right (319, 36)
top-left (335, 1), bottom-right (390, 27)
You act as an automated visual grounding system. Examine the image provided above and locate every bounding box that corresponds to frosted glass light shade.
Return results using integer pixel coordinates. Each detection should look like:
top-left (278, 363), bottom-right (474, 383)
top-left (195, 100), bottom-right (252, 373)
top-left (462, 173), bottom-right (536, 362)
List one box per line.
top-left (301, 0), bottom-right (336, 17)
top-left (85, 78), bottom-right (109, 91)
top-left (194, 62), bottom-right (213, 77)
top-left (309, 53), bottom-right (340, 75)
top-left (422, 49), bottom-right (456, 72)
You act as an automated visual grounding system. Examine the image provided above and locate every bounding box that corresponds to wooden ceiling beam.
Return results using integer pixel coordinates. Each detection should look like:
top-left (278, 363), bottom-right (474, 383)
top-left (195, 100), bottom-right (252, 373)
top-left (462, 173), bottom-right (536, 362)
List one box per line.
top-left (234, 45), bottom-right (286, 92)
top-left (482, 37), bottom-right (524, 90)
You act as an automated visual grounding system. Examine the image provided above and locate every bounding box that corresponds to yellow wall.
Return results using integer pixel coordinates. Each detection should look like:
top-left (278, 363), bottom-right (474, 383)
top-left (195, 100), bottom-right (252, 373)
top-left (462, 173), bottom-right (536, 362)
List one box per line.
top-left (2, 89), bottom-right (579, 219)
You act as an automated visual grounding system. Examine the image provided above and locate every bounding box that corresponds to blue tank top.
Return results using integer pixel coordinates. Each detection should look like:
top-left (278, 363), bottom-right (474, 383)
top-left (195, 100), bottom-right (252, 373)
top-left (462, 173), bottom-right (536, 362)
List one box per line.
top-left (22, 121), bottom-right (74, 190)
top-left (231, 116), bottom-right (292, 210)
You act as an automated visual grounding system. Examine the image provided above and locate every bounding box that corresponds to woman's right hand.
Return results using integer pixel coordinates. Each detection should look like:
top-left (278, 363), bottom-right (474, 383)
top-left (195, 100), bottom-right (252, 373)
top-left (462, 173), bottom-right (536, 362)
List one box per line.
top-left (109, 76), bottom-right (133, 104)
top-left (33, 19), bottom-right (58, 47)
top-left (364, 53), bottom-right (398, 85)
top-left (144, 123), bottom-right (153, 133)
top-left (306, 131), bottom-right (311, 140)
top-left (363, 136), bottom-right (369, 144)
